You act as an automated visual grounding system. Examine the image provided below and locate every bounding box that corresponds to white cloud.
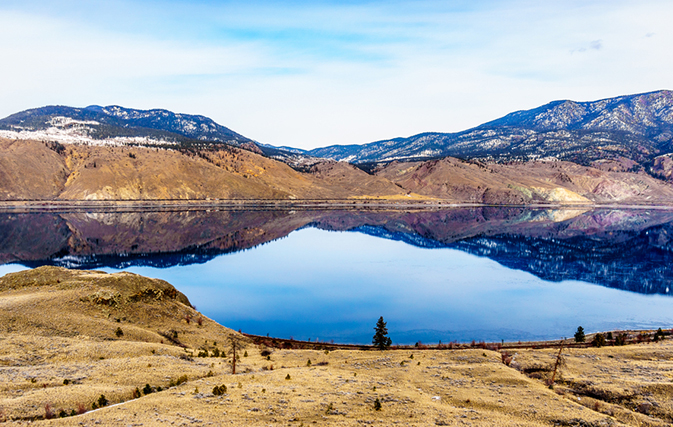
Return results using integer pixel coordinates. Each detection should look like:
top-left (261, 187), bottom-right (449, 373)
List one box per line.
top-left (0, 1), bottom-right (672, 149)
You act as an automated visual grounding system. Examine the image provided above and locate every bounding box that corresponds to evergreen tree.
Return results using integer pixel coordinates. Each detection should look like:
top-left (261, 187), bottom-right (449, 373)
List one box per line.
top-left (372, 316), bottom-right (392, 350)
top-left (574, 326), bottom-right (586, 343)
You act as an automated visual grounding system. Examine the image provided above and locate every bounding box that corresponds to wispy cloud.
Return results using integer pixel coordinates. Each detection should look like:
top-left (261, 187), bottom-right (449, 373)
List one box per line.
top-left (0, 0), bottom-right (672, 148)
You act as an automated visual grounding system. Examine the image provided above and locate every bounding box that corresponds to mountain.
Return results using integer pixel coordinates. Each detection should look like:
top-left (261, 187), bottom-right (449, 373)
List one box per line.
top-left (4, 136), bottom-right (673, 204)
top-left (307, 90), bottom-right (673, 175)
top-left (0, 138), bottom-right (409, 201)
top-left (0, 105), bottom-right (253, 148)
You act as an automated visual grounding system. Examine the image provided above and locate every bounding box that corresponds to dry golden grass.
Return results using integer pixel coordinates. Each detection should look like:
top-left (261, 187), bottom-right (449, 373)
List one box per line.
top-left (1, 267), bottom-right (672, 426)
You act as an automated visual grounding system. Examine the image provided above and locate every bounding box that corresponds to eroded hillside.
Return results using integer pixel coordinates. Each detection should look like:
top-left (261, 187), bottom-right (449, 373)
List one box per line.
top-left (2, 137), bottom-right (673, 205)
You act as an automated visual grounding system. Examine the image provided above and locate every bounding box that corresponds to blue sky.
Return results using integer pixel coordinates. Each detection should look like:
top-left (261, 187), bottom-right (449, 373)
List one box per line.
top-left (1, 0), bottom-right (671, 149)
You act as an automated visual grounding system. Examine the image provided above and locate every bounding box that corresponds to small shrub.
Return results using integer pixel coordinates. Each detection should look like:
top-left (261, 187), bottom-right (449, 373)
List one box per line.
top-left (143, 384), bottom-right (153, 395)
top-left (63, 379), bottom-right (70, 385)
top-left (285, 374), bottom-right (291, 380)
top-left (574, 326), bottom-right (586, 343)
top-left (206, 370), bottom-right (214, 377)
top-left (197, 316), bottom-right (203, 326)
top-left (615, 333), bottom-right (627, 346)
top-left (59, 409), bottom-right (67, 418)
top-left (592, 333), bottom-right (606, 348)
top-left (212, 385), bottom-right (227, 396)
top-left (374, 398), bottom-right (382, 411)
top-left (97, 395), bottom-right (108, 408)
top-left (132, 387), bottom-right (141, 398)
top-left (91, 402), bottom-right (97, 410)
top-left (656, 328), bottom-right (665, 341)
top-left (501, 351), bottom-right (513, 366)
top-left (45, 403), bottom-right (54, 419)
top-left (325, 402), bottom-right (334, 414)
top-left (115, 327), bottom-right (124, 338)
top-left (77, 403), bottom-right (87, 415)
top-left (244, 351), bottom-right (248, 357)
top-left (70, 409), bottom-right (76, 416)
top-left (307, 359), bottom-right (312, 366)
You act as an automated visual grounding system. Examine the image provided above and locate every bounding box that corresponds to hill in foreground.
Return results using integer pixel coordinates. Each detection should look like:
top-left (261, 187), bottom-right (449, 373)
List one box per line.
top-left (1, 267), bottom-right (672, 425)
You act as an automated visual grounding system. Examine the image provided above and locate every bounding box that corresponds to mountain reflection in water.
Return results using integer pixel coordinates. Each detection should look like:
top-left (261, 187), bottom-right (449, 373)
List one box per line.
top-left (1, 207), bottom-right (671, 296)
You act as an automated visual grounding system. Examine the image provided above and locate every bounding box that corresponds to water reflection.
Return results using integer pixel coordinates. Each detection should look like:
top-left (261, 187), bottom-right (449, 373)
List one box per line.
top-left (2, 207), bottom-right (673, 342)
top-left (1, 207), bottom-right (672, 294)
top-left (107, 228), bottom-right (673, 343)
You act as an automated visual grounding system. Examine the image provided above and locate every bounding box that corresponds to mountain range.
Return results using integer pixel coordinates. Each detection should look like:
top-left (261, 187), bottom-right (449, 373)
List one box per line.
top-left (2, 90), bottom-right (673, 204)
top-left (307, 90), bottom-right (673, 173)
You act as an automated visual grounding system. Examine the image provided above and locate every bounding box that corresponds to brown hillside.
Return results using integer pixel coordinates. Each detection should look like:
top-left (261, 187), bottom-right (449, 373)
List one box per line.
top-left (0, 266), bottom-right (241, 349)
top-left (3, 137), bottom-right (673, 204)
top-left (0, 139), bottom-right (69, 200)
top-left (0, 138), bottom-right (408, 201)
top-left (1, 267), bottom-right (673, 425)
top-left (376, 157), bottom-right (673, 204)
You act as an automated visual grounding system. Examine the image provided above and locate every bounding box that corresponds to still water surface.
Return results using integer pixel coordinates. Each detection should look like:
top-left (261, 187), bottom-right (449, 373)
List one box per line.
top-left (1, 207), bottom-right (672, 343)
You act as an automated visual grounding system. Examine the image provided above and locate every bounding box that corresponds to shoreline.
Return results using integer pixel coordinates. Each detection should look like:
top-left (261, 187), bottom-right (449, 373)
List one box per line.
top-left (241, 329), bottom-right (669, 352)
top-left (2, 198), bottom-right (673, 212)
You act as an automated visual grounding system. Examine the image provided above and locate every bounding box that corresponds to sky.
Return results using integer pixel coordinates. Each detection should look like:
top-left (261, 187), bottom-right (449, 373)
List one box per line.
top-left (0, 0), bottom-right (671, 150)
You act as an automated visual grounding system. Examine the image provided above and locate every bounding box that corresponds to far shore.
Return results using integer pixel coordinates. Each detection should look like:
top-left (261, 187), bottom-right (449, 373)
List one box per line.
top-left (2, 198), bottom-right (673, 212)
top-left (242, 329), bottom-right (670, 353)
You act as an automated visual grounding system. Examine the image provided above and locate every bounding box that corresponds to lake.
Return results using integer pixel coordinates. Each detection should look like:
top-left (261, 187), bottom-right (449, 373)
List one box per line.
top-left (1, 206), bottom-right (672, 344)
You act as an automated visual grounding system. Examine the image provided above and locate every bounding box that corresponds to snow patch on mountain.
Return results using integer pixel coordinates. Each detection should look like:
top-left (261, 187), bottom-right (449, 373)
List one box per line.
top-left (0, 128), bottom-right (172, 147)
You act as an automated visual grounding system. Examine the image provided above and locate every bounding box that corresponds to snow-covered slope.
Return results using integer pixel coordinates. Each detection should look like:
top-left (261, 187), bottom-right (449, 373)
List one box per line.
top-left (0, 105), bottom-right (251, 147)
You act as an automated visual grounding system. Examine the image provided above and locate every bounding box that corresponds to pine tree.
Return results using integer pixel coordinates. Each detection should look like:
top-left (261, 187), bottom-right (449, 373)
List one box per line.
top-left (574, 326), bottom-right (585, 343)
top-left (372, 316), bottom-right (392, 350)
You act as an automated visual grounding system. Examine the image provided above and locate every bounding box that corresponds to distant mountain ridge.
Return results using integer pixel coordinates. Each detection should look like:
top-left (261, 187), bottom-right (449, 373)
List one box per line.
top-left (307, 90), bottom-right (673, 172)
top-left (0, 104), bottom-right (252, 147)
top-left (3, 91), bottom-right (673, 179)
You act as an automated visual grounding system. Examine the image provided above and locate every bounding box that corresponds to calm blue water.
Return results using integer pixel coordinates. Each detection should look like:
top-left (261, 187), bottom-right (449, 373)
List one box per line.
top-left (2, 209), bottom-right (673, 344)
